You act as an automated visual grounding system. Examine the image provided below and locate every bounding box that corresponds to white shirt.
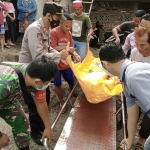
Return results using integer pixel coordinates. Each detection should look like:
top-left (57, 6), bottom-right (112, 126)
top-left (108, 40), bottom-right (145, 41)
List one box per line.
top-left (130, 48), bottom-right (150, 63)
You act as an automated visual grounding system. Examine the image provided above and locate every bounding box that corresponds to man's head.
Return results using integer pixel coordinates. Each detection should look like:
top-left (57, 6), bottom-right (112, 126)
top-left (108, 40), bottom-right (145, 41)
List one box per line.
top-left (72, 0), bottom-right (83, 16)
top-left (53, 0), bottom-right (61, 4)
top-left (139, 14), bottom-right (150, 32)
top-left (26, 55), bottom-right (58, 89)
top-left (135, 27), bottom-right (150, 57)
top-left (60, 13), bottom-right (72, 33)
top-left (99, 42), bottom-right (126, 75)
top-left (43, 2), bottom-right (66, 25)
top-left (133, 10), bottom-right (146, 27)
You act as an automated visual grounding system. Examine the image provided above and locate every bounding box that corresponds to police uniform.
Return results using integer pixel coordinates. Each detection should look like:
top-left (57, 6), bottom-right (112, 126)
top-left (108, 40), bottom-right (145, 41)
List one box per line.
top-left (18, 18), bottom-right (60, 134)
top-left (19, 18), bottom-right (60, 63)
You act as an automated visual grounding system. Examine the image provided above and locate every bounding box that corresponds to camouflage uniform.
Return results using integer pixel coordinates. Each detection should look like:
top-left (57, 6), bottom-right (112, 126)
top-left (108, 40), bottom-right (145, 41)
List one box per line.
top-left (0, 62), bottom-right (37, 148)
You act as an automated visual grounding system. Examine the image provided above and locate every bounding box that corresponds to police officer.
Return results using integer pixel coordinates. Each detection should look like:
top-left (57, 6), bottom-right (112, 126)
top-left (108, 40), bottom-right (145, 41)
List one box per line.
top-left (19, 2), bottom-right (68, 146)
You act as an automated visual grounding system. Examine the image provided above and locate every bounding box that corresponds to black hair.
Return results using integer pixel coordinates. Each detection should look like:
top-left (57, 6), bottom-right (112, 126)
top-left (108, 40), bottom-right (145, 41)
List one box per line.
top-left (99, 42), bottom-right (126, 63)
top-left (26, 55), bottom-right (58, 82)
top-left (134, 10), bottom-right (146, 17)
top-left (141, 13), bottom-right (150, 21)
top-left (63, 13), bottom-right (72, 21)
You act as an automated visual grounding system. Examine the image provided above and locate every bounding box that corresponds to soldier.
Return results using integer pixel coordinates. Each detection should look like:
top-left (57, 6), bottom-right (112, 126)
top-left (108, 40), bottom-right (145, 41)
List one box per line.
top-left (18, 2), bottom-right (69, 146)
top-left (0, 55), bottom-right (58, 150)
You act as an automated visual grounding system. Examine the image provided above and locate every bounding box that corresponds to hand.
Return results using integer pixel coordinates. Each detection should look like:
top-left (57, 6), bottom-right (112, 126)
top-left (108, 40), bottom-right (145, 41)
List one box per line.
top-left (74, 54), bottom-right (81, 62)
top-left (0, 133), bottom-right (10, 149)
top-left (115, 37), bottom-right (120, 44)
top-left (29, 10), bottom-right (32, 14)
top-left (10, 18), bottom-right (15, 22)
top-left (60, 49), bottom-right (69, 60)
top-left (41, 128), bottom-right (53, 143)
top-left (25, 13), bottom-right (28, 17)
top-left (120, 138), bottom-right (132, 150)
top-left (68, 47), bottom-right (75, 54)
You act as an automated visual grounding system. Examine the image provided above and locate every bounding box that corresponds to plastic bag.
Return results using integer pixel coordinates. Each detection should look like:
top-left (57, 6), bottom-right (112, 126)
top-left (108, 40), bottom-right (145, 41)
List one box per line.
top-left (67, 50), bottom-right (123, 104)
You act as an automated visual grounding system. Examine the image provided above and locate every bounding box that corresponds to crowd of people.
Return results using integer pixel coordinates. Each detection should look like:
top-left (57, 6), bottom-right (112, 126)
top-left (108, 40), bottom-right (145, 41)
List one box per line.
top-left (0, 0), bottom-right (36, 52)
top-left (0, 0), bottom-right (150, 150)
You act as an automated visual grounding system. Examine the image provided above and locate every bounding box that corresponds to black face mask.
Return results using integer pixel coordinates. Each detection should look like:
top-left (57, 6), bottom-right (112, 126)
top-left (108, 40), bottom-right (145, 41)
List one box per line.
top-left (49, 18), bottom-right (60, 29)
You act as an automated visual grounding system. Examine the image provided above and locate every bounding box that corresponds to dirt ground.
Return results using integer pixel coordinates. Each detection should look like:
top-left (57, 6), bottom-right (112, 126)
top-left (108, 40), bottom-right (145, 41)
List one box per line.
top-left (0, 37), bottom-right (140, 150)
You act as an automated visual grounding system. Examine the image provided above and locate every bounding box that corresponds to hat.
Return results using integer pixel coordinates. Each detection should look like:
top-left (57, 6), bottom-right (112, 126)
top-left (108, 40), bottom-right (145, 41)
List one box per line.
top-left (72, 0), bottom-right (82, 8)
top-left (43, 2), bottom-right (66, 20)
top-left (43, 2), bottom-right (57, 15)
top-left (53, 3), bottom-right (67, 20)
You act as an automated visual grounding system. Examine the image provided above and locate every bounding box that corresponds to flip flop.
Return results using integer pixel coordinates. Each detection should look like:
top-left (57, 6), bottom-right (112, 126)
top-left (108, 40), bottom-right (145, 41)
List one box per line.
top-left (9, 43), bottom-right (16, 46)
top-left (4, 45), bottom-right (10, 49)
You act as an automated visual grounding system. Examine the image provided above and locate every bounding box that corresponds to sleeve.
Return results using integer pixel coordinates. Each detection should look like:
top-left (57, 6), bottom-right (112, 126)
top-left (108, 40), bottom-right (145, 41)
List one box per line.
top-left (27, 28), bottom-right (61, 64)
top-left (31, 0), bottom-right (37, 13)
top-left (85, 16), bottom-right (92, 29)
top-left (11, 3), bottom-right (15, 12)
top-left (1, 2), bottom-right (7, 11)
top-left (17, 0), bottom-right (30, 13)
top-left (33, 89), bottom-right (46, 102)
top-left (119, 22), bottom-right (128, 32)
top-left (122, 35), bottom-right (130, 54)
top-left (127, 72), bottom-right (150, 112)
top-left (50, 29), bottom-right (58, 48)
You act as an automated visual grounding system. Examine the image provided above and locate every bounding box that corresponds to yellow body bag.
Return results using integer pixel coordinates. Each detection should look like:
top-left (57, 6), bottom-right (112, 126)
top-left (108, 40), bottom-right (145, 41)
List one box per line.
top-left (67, 50), bottom-right (123, 104)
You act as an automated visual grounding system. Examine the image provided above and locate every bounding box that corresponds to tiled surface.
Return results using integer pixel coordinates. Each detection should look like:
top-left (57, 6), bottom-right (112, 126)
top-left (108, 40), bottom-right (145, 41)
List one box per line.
top-left (54, 93), bottom-right (116, 150)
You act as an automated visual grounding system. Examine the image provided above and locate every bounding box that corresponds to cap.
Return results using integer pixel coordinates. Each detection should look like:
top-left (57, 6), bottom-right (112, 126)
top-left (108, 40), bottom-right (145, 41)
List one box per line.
top-left (72, 0), bottom-right (82, 8)
top-left (53, 3), bottom-right (66, 20)
top-left (43, 2), bottom-right (57, 15)
top-left (43, 2), bottom-right (66, 20)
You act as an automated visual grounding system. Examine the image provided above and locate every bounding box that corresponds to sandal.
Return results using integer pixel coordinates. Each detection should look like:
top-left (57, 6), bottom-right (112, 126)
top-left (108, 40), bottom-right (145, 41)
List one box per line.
top-left (134, 142), bottom-right (144, 150)
top-left (4, 45), bottom-right (10, 49)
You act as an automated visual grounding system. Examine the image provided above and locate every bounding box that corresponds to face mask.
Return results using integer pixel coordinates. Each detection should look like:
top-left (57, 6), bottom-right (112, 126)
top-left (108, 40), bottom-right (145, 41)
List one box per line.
top-left (36, 82), bottom-right (51, 91)
top-left (49, 18), bottom-right (60, 29)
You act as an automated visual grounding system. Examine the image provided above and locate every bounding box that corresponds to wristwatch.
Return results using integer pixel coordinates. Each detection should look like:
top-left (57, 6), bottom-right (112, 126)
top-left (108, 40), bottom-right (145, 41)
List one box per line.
top-left (0, 132), bottom-right (2, 139)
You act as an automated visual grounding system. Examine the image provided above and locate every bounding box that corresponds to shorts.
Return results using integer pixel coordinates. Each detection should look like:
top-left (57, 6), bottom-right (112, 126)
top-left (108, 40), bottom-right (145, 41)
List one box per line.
top-left (54, 68), bottom-right (74, 86)
top-left (0, 24), bottom-right (5, 34)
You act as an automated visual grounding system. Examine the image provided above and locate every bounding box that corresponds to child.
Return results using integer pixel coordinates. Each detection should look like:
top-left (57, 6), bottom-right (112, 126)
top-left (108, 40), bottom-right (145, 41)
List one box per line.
top-left (4, 0), bottom-right (17, 46)
top-left (0, 1), bottom-right (8, 52)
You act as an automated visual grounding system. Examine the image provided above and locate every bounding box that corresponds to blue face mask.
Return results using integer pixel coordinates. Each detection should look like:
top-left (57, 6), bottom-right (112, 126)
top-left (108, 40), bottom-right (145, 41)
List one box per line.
top-left (36, 82), bottom-right (51, 91)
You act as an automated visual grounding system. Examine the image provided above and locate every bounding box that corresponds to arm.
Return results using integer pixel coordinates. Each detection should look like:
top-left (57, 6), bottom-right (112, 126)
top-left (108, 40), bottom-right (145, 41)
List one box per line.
top-left (120, 104), bottom-right (139, 149)
top-left (122, 35), bottom-right (131, 54)
top-left (17, 0), bottom-right (30, 13)
top-left (3, 10), bottom-right (8, 18)
top-left (30, 0), bottom-right (37, 13)
top-left (87, 28), bottom-right (93, 42)
top-left (127, 104), bottom-right (139, 148)
top-left (34, 99), bottom-right (53, 141)
top-left (112, 25), bottom-right (121, 44)
top-left (85, 16), bottom-right (93, 42)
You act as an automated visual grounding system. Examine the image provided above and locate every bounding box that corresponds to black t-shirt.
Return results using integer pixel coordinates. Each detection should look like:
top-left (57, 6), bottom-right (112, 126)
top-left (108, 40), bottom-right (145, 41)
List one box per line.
top-left (119, 21), bottom-right (134, 34)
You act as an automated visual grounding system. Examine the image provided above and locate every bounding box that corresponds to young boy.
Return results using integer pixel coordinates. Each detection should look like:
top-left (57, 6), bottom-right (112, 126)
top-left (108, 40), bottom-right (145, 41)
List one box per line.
top-left (50, 13), bottom-right (81, 110)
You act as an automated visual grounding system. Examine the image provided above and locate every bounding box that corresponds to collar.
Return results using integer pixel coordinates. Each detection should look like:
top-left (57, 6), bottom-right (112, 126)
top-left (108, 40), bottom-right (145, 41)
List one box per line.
top-left (39, 18), bottom-right (50, 33)
top-left (119, 59), bottom-right (131, 81)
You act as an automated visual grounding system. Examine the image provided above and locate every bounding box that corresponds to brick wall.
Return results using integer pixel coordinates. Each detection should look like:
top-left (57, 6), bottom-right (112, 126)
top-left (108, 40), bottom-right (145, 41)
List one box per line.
top-left (90, 1), bottom-right (138, 42)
